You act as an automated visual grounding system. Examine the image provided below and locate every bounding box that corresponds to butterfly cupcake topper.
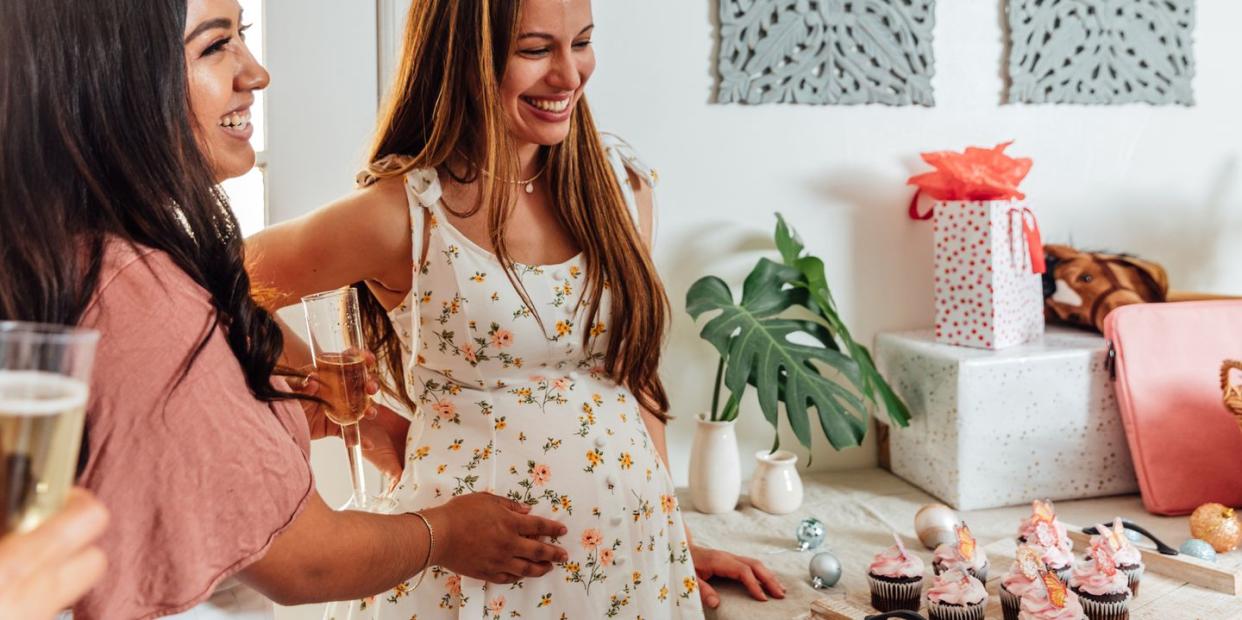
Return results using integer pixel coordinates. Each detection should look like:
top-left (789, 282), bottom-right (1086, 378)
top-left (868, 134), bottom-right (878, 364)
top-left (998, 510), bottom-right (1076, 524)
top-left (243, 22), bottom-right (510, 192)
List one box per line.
top-left (1110, 518), bottom-right (1128, 549)
top-left (1032, 499), bottom-right (1057, 524)
top-left (1042, 571), bottom-right (1068, 608)
top-left (956, 522), bottom-right (977, 561)
top-left (1015, 546), bottom-right (1043, 580)
top-left (1092, 521), bottom-right (1123, 551)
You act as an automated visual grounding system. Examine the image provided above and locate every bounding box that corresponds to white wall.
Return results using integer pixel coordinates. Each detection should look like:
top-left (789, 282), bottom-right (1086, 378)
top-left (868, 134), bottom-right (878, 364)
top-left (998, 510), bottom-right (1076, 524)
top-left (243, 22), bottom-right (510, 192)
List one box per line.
top-left (267, 0), bottom-right (1242, 499)
top-left (264, 0), bottom-right (381, 507)
top-left (264, 1), bottom-right (378, 224)
top-left (585, 0), bottom-right (1242, 486)
top-left (269, 2), bottom-right (1238, 618)
top-left (263, 3), bottom-right (379, 618)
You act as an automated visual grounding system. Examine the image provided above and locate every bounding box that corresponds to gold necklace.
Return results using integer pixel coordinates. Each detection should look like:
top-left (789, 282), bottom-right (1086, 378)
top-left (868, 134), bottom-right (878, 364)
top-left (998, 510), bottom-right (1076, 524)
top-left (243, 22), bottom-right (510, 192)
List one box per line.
top-left (458, 152), bottom-right (546, 194)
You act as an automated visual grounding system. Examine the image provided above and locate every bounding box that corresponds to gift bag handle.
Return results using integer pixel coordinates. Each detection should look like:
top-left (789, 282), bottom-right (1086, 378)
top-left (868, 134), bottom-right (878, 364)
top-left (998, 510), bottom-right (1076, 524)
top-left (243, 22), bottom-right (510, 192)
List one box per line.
top-left (1007, 207), bottom-right (1046, 274)
top-left (908, 189), bottom-right (934, 220)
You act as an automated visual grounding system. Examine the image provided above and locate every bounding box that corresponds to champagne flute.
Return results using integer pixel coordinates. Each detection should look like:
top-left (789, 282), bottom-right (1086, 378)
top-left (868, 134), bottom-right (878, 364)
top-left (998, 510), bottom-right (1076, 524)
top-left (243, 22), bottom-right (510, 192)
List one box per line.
top-left (301, 288), bottom-right (393, 512)
top-left (0, 322), bottom-right (99, 535)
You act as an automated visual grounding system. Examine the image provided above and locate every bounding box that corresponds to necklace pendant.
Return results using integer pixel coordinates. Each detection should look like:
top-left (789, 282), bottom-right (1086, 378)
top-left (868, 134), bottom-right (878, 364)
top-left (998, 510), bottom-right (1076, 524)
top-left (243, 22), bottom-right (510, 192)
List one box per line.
top-left (525, 182), bottom-right (535, 194)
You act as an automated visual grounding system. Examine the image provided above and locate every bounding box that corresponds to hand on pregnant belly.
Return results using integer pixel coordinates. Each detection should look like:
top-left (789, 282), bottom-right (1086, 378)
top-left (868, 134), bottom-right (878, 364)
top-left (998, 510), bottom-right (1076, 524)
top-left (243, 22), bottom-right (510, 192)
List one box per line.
top-left (424, 493), bottom-right (569, 584)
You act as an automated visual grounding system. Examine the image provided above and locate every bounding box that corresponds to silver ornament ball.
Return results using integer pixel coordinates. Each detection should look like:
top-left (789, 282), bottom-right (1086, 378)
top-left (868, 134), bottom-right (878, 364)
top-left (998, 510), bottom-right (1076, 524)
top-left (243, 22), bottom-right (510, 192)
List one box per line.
top-left (809, 551), bottom-right (842, 589)
top-left (1180, 538), bottom-right (1217, 562)
top-left (796, 517), bottom-right (826, 551)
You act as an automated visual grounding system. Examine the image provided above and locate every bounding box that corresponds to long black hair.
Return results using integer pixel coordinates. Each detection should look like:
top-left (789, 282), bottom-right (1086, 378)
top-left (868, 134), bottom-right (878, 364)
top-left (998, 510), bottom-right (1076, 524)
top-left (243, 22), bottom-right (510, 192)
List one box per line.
top-left (0, 0), bottom-right (293, 402)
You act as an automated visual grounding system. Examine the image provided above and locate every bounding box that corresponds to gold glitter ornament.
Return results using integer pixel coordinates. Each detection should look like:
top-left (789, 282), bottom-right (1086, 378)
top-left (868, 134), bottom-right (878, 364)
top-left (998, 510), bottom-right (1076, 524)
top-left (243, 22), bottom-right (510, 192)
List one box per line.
top-left (1189, 503), bottom-right (1242, 553)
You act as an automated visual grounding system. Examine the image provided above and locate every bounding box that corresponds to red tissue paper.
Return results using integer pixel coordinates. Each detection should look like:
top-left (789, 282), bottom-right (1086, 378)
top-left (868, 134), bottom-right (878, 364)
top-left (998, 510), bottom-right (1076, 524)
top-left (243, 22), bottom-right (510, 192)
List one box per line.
top-left (907, 141), bottom-right (1033, 202)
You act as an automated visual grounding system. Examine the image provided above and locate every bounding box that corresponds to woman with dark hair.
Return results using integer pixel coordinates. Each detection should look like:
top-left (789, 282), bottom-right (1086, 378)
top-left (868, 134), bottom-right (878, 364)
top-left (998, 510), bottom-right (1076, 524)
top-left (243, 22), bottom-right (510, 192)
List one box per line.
top-left (0, 0), bottom-right (568, 617)
top-left (248, 0), bottom-right (785, 617)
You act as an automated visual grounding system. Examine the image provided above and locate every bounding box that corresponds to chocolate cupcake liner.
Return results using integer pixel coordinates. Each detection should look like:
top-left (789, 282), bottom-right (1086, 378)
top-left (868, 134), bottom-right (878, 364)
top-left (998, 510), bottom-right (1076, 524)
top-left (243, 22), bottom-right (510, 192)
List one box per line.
top-left (1079, 593), bottom-right (1131, 620)
top-left (927, 600), bottom-right (985, 620)
top-left (1122, 565), bottom-right (1144, 597)
top-left (867, 574), bottom-right (923, 613)
top-left (999, 585), bottom-right (1021, 620)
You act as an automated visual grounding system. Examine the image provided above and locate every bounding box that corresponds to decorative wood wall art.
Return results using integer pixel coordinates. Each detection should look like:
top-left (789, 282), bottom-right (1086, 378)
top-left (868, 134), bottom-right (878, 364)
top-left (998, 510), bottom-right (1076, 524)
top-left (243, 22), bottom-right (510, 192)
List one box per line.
top-left (1006, 0), bottom-right (1196, 105)
top-left (716, 0), bottom-right (936, 106)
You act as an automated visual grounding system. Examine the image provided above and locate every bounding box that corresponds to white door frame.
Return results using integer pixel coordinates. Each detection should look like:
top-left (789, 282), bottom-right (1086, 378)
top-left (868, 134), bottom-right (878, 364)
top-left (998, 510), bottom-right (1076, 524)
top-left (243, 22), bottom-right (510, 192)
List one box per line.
top-left (263, 0), bottom-right (380, 225)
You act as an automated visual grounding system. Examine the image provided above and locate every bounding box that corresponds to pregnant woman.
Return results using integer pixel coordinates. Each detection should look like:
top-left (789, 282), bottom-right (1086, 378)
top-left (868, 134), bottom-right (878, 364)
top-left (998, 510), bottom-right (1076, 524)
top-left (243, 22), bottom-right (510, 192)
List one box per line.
top-left (247, 0), bottom-right (784, 617)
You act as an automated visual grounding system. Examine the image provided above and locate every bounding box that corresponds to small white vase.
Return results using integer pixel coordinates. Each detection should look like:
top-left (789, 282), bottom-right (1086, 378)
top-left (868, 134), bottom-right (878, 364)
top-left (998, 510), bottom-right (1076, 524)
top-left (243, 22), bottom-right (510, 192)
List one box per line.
top-left (748, 449), bottom-right (803, 515)
top-left (688, 413), bottom-right (741, 514)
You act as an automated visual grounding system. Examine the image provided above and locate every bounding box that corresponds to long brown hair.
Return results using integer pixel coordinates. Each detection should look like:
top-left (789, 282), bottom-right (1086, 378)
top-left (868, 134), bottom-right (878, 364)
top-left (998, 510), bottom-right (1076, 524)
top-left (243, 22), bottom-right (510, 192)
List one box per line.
top-left (359, 0), bottom-right (670, 419)
top-left (0, 0), bottom-right (297, 405)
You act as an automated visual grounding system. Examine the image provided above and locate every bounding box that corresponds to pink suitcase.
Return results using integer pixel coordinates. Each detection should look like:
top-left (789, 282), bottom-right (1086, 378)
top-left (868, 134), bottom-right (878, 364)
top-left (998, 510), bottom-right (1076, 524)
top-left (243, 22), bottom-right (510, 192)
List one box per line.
top-left (1105, 301), bottom-right (1242, 515)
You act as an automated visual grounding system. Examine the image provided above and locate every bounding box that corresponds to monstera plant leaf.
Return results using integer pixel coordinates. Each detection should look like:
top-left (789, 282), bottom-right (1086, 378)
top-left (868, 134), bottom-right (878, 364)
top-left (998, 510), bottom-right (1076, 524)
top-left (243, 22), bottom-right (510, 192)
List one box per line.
top-left (686, 259), bottom-right (868, 451)
top-left (773, 214), bottom-right (911, 428)
top-left (686, 214), bottom-right (910, 454)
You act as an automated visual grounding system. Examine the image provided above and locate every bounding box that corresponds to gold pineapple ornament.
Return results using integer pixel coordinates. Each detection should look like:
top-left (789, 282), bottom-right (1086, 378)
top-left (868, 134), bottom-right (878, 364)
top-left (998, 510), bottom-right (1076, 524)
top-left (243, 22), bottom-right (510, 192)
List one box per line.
top-left (1190, 502), bottom-right (1242, 553)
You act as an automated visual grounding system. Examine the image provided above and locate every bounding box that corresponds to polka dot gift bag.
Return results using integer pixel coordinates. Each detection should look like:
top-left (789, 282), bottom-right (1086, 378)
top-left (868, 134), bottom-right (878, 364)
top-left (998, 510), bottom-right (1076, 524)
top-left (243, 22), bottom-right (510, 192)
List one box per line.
top-left (908, 142), bottom-right (1046, 350)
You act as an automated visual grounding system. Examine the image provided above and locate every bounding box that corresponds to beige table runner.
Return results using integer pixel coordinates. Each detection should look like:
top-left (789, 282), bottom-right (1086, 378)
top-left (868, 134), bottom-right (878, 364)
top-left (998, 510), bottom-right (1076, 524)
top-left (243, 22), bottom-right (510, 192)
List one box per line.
top-left (680, 469), bottom-right (1240, 620)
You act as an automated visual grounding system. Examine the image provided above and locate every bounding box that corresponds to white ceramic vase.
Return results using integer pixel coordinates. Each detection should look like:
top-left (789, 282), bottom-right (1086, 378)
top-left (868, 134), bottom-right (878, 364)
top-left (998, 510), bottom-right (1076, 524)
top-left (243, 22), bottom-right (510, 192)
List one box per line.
top-left (688, 413), bottom-right (741, 514)
top-left (748, 449), bottom-right (803, 514)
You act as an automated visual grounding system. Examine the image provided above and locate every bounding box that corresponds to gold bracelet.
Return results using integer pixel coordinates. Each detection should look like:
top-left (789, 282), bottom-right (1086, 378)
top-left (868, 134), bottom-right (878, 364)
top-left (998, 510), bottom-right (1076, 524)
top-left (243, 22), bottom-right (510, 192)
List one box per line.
top-left (408, 511), bottom-right (434, 591)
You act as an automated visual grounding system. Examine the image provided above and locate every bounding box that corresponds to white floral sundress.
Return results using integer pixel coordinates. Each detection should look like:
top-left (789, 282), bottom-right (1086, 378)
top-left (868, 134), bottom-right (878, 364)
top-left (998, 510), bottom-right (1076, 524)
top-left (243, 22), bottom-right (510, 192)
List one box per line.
top-left (344, 135), bottom-right (702, 620)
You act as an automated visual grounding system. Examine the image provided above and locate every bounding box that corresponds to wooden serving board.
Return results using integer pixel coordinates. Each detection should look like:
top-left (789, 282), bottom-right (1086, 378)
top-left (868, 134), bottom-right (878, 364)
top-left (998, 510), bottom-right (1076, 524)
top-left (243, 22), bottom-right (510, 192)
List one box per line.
top-left (811, 538), bottom-right (1242, 620)
top-left (1063, 523), bottom-right (1241, 595)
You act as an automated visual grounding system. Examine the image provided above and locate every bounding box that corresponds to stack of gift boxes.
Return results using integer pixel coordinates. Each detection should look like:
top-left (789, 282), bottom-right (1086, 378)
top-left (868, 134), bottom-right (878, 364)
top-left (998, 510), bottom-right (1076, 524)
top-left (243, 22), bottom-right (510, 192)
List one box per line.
top-left (875, 144), bottom-right (1138, 510)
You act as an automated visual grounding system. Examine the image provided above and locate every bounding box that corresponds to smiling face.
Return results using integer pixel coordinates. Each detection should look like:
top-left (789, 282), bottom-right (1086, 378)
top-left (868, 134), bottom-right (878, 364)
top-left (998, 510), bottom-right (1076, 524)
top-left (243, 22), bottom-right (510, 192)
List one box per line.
top-left (500, 0), bottom-right (596, 148)
top-left (184, 0), bottom-right (269, 182)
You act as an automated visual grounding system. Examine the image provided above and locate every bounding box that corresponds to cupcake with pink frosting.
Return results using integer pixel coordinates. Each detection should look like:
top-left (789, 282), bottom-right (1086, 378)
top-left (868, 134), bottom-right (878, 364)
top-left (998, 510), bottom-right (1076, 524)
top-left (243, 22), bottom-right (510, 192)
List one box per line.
top-left (1085, 519), bottom-right (1144, 596)
top-left (867, 534), bottom-right (925, 612)
top-left (1069, 539), bottom-right (1131, 620)
top-left (1003, 546), bottom-right (1050, 620)
top-left (1017, 574), bottom-right (1087, 620)
top-left (1017, 500), bottom-right (1074, 554)
top-left (926, 568), bottom-right (987, 620)
top-left (1025, 523), bottom-right (1075, 583)
top-left (933, 522), bottom-right (989, 583)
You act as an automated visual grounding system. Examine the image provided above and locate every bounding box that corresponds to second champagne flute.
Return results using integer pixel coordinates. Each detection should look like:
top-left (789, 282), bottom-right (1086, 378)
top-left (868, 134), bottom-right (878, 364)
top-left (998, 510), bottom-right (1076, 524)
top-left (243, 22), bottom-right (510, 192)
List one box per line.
top-left (0, 322), bottom-right (99, 535)
top-left (301, 287), bottom-right (392, 512)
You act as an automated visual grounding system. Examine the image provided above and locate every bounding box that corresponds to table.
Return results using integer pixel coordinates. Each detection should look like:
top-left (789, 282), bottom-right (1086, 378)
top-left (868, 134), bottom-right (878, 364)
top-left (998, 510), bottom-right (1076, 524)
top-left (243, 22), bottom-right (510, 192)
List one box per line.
top-left (680, 469), bottom-right (1240, 620)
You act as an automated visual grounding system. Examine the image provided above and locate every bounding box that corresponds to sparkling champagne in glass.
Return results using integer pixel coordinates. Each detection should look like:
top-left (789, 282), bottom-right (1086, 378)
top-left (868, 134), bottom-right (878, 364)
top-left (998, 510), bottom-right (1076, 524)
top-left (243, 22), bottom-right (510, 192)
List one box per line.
top-left (301, 288), bottom-right (391, 512)
top-left (0, 322), bottom-right (98, 535)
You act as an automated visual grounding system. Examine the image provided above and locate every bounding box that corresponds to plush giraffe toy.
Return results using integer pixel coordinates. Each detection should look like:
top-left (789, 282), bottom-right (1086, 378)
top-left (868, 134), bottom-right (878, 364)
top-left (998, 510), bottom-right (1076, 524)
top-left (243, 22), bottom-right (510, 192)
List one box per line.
top-left (1223, 360), bottom-right (1242, 432)
top-left (1042, 244), bottom-right (1237, 334)
top-left (1042, 245), bottom-right (1169, 333)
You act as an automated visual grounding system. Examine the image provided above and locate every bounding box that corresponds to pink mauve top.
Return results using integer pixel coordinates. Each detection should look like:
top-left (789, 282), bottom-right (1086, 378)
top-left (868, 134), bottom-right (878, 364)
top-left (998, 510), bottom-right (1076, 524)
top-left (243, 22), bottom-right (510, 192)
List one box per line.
top-left (73, 242), bottom-right (313, 619)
